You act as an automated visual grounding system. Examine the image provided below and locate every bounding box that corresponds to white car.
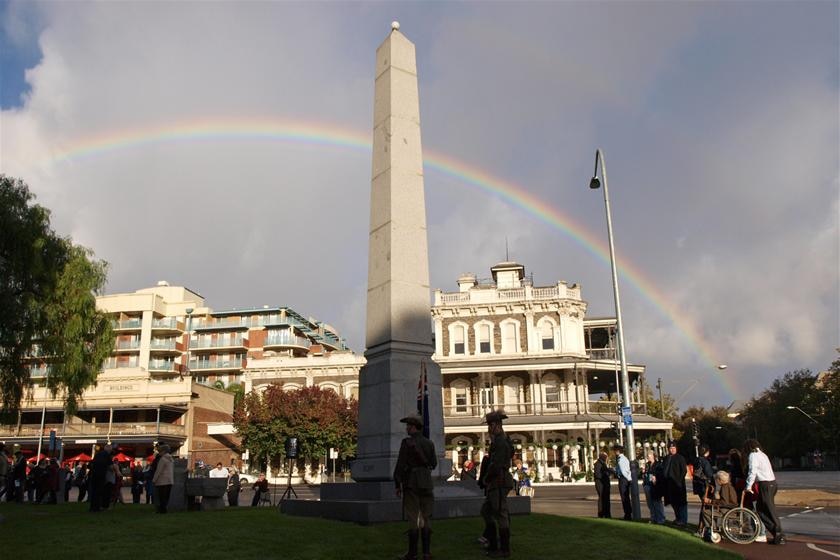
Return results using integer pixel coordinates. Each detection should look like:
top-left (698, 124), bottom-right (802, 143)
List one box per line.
top-left (238, 473), bottom-right (259, 485)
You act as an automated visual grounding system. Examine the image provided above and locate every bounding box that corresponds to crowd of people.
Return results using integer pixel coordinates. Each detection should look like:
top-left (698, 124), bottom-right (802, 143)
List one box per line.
top-left (594, 438), bottom-right (786, 546)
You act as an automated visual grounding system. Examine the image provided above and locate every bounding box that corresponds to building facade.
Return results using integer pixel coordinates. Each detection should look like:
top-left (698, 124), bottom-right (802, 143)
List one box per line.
top-left (433, 262), bottom-right (671, 480)
top-left (9, 282), bottom-right (355, 469)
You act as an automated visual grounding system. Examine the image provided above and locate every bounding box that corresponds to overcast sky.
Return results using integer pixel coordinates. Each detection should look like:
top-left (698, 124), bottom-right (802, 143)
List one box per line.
top-left (2, 1), bottom-right (837, 409)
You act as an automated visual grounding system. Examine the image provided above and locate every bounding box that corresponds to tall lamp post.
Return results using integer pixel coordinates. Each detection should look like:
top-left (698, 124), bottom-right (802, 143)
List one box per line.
top-left (588, 149), bottom-right (641, 520)
top-left (183, 308), bottom-right (194, 379)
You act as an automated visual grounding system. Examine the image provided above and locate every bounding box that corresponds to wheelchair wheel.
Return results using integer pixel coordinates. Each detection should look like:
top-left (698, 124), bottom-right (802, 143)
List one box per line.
top-left (710, 532), bottom-right (721, 544)
top-left (721, 507), bottom-right (760, 544)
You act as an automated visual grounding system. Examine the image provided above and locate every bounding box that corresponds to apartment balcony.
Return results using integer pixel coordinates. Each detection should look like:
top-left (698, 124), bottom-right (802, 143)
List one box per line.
top-left (435, 283), bottom-right (581, 306)
top-left (148, 360), bottom-right (179, 374)
top-left (28, 366), bottom-right (52, 380)
top-left (190, 336), bottom-right (247, 351)
top-left (264, 333), bottom-right (311, 350)
top-left (258, 315), bottom-right (309, 329)
top-left (102, 358), bottom-right (139, 370)
top-left (111, 318), bottom-right (142, 331)
top-left (0, 422), bottom-right (186, 438)
top-left (151, 317), bottom-right (183, 333)
top-left (189, 357), bottom-right (244, 372)
top-left (193, 318), bottom-right (249, 331)
top-left (114, 340), bottom-right (141, 352)
top-left (149, 339), bottom-right (180, 353)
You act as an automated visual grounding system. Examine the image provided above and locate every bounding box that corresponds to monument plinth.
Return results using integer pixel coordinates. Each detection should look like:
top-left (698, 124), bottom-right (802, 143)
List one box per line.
top-left (281, 24), bottom-right (529, 523)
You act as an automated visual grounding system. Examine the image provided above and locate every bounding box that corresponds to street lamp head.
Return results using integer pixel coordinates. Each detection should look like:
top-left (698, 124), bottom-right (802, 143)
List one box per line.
top-left (786, 406), bottom-right (795, 410)
top-left (186, 308), bottom-right (194, 315)
top-left (717, 364), bottom-right (728, 370)
top-left (589, 176), bottom-right (601, 190)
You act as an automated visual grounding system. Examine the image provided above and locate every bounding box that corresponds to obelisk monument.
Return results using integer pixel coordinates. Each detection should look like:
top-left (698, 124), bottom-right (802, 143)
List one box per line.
top-left (352, 22), bottom-right (450, 482)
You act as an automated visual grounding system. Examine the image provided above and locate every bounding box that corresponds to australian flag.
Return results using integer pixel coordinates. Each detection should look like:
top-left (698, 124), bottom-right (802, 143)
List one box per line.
top-left (417, 361), bottom-right (430, 438)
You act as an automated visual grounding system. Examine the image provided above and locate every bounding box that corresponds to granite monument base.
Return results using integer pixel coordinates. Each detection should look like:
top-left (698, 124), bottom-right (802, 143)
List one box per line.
top-left (280, 481), bottom-right (531, 524)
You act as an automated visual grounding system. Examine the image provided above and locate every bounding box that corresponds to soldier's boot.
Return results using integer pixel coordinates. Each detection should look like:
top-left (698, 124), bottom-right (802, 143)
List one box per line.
top-left (485, 529), bottom-right (499, 556)
top-left (499, 528), bottom-right (511, 557)
top-left (421, 528), bottom-right (432, 560)
top-left (398, 529), bottom-right (419, 560)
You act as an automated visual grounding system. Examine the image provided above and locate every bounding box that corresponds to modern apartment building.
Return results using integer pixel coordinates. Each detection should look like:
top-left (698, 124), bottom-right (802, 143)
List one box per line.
top-left (7, 282), bottom-right (353, 468)
top-left (432, 261), bottom-right (672, 480)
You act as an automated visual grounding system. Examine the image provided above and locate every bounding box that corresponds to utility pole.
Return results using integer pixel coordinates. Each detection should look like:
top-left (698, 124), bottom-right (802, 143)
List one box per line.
top-left (657, 378), bottom-right (665, 419)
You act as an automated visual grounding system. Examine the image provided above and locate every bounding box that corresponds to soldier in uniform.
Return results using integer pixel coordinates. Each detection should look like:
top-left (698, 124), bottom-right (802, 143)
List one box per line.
top-left (480, 410), bottom-right (515, 558)
top-left (394, 414), bottom-right (437, 560)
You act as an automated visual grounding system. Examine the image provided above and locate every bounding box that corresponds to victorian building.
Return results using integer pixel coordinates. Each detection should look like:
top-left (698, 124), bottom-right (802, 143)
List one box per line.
top-left (433, 262), bottom-right (672, 480)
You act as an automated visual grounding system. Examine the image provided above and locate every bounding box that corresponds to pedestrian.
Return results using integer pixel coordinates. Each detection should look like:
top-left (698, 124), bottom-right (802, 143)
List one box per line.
top-left (89, 443), bottom-right (112, 512)
top-left (613, 445), bottom-right (632, 520)
top-left (727, 448), bottom-right (745, 498)
top-left (662, 440), bottom-right (688, 526)
top-left (699, 470), bottom-right (738, 537)
top-left (480, 410), bottom-right (514, 558)
top-left (145, 451), bottom-right (158, 505)
top-left (593, 451), bottom-right (612, 518)
top-left (250, 472), bottom-right (269, 506)
top-left (41, 458), bottom-right (59, 504)
top-left (0, 443), bottom-right (8, 502)
top-left (226, 467), bottom-right (240, 506)
top-left (131, 461), bottom-right (144, 504)
top-left (209, 462), bottom-right (228, 479)
top-left (692, 445), bottom-right (715, 535)
top-left (393, 414), bottom-right (437, 560)
top-left (152, 444), bottom-right (173, 513)
top-left (11, 448), bottom-right (27, 503)
top-left (75, 462), bottom-right (89, 502)
top-left (642, 451), bottom-right (665, 524)
top-left (31, 458), bottom-right (46, 503)
top-left (744, 439), bottom-right (785, 545)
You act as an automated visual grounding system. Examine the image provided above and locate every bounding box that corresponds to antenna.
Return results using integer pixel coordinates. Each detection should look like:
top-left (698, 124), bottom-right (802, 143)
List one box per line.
top-left (505, 237), bottom-right (509, 261)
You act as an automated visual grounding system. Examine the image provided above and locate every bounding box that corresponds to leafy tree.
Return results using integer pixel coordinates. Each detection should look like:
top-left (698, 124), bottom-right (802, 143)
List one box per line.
top-left (673, 406), bottom-right (747, 461)
top-left (233, 385), bottom-right (358, 475)
top-left (0, 175), bottom-right (113, 419)
top-left (643, 383), bottom-right (677, 420)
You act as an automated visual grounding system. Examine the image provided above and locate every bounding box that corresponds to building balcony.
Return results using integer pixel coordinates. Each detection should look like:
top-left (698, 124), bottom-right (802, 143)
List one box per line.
top-left (151, 317), bottom-right (183, 332)
top-left (29, 365), bottom-right (52, 380)
top-left (148, 360), bottom-right (179, 374)
top-left (435, 283), bottom-right (581, 307)
top-left (189, 357), bottom-right (244, 371)
top-left (588, 401), bottom-right (647, 415)
top-left (114, 340), bottom-right (141, 352)
top-left (587, 348), bottom-right (617, 360)
top-left (111, 318), bottom-right (142, 331)
top-left (0, 422), bottom-right (186, 438)
top-left (190, 336), bottom-right (247, 351)
top-left (193, 318), bottom-right (249, 331)
top-left (264, 334), bottom-right (311, 350)
top-left (102, 357), bottom-right (139, 370)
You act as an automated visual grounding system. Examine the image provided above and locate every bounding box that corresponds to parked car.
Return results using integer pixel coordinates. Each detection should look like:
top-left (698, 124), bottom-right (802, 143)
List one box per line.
top-left (238, 472), bottom-right (258, 485)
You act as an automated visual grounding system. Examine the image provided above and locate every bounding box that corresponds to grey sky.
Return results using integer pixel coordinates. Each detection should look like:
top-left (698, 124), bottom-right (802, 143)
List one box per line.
top-left (1, 1), bottom-right (837, 408)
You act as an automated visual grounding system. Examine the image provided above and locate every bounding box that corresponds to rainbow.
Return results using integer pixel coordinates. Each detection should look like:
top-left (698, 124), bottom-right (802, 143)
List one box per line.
top-left (46, 117), bottom-right (738, 400)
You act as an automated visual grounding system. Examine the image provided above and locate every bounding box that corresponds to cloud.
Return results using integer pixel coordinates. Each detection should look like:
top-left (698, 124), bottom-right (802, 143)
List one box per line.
top-left (1, 1), bottom-right (837, 411)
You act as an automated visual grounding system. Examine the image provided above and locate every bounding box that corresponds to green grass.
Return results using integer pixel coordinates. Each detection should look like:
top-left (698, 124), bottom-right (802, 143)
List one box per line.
top-left (0, 502), bottom-right (740, 559)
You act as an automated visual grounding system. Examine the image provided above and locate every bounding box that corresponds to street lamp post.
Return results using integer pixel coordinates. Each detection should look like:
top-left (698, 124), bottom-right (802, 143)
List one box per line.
top-left (786, 406), bottom-right (824, 428)
top-left (183, 308), bottom-right (194, 379)
top-left (588, 149), bottom-right (641, 520)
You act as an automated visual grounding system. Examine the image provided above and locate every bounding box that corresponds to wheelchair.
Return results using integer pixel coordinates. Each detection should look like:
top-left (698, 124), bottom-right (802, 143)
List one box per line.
top-left (702, 486), bottom-right (761, 545)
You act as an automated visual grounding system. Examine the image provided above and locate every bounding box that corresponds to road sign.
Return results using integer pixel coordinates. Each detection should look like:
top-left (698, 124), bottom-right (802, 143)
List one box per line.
top-left (621, 406), bottom-right (633, 426)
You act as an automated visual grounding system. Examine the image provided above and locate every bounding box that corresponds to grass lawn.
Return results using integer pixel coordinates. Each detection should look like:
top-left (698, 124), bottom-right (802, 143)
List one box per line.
top-left (0, 502), bottom-right (740, 560)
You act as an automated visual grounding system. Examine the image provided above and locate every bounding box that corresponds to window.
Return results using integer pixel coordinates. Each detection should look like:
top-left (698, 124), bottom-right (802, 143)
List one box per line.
top-left (478, 324), bottom-right (491, 354)
top-left (544, 373), bottom-right (560, 410)
top-left (453, 382), bottom-right (469, 414)
top-left (503, 377), bottom-right (523, 413)
top-left (502, 322), bottom-right (518, 353)
top-left (480, 380), bottom-right (495, 410)
top-left (452, 324), bottom-right (466, 355)
top-left (540, 320), bottom-right (555, 350)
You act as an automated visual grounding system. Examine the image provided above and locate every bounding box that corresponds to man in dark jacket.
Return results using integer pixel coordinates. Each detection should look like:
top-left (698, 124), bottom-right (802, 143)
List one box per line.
top-left (89, 443), bottom-right (112, 512)
top-left (663, 440), bottom-right (688, 525)
top-left (481, 410), bottom-right (514, 558)
top-left (692, 445), bottom-right (715, 534)
top-left (12, 449), bottom-right (27, 503)
top-left (394, 414), bottom-right (437, 560)
top-left (593, 452), bottom-right (612, 518)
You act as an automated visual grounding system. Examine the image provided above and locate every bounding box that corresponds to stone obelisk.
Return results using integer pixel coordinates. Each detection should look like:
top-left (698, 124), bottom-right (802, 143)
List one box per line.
top-left (351, 23), bottom-right (450, 482)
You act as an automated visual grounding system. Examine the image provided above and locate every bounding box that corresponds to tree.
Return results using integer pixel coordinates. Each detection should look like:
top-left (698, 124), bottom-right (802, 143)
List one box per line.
top-left (0, 175), bottom-right (113, 419)
top-left (673, 406), bottom-right (747, 461)
top-left (642, 384), bottom-right (677, 420)
top-left (233, 385), bottom-right (358, 474)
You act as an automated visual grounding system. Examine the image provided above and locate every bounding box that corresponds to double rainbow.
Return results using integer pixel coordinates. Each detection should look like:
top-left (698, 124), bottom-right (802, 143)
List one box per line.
top-left (46, 117), bottom-right (738, 401)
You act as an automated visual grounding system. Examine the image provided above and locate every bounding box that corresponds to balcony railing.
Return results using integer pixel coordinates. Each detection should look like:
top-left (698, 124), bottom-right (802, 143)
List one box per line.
top-left (0, 422), bottom-right (186, 438)
top-left (115, 340), bottom-right (141, 350)
top-left (588, 348), bottom-right (617, 360)
top-left (190, 336), bottom-right (246, 349)
top-left (436, 283), bottom-right (581, 306)
top-left (442, 400), bottom-right (646, 418)
top-left (149, 360), bottom-right (178, 372)
top-left (193, 318), bottom-right (248, 330)
top-left (102, 358), bottom-right (139, 369)
top-left (112, 319), bottom-right (142, 330)
top-left (150, 339), bottom-right (178, 350)
top-left (189, 357), bottom-right (244, 370)
top-left (587, 401), bottom-right (647, 415)
top-left (265, 334), bottom-right (311, 349)
top-left (151, 318), bottom-right (181, 330)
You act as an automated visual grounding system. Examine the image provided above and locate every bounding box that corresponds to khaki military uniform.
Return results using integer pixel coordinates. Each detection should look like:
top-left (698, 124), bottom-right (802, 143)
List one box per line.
top-left (394, 431), bottom-right (437, 528)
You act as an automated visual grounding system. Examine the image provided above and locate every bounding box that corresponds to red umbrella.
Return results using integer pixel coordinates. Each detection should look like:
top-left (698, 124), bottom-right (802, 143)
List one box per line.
top-left (146, 454), bottom-right (155, 462)
top-left (64, 452), bottom-right (92, 463)
top-left (113, 452), bottom-right (133, 462)
top-left (27, 453), bottom-right (47, 463)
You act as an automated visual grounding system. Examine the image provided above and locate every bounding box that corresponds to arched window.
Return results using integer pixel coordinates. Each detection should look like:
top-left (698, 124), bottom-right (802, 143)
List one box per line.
top-left (543, 373), bottom-right (560, 410)
top-left (501, 320), bottom-right (520, 354)
top-left (449, 322), bottom-right (468, 355)
top-left (538, 318), bottom-right (556, 351)
top-left (474, 321), bottom-right (494, 354)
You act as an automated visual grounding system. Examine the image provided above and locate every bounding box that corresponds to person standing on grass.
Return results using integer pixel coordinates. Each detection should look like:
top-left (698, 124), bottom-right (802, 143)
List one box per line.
top-left (152, 444), bottom-right (174, 513)
top-left (393, 414), bottom-right (437, 560)
top-left (744, 439), bottom-right (785, 545)
top-left (481, 410), bottom-right (515, 558)
top-left (692, 445), bottom-right (715, 536)
top-left (131, 461), bottom-right (144, 504)
top-left (250, 472), bottom-right (269, 506)
top-left (593, 452), bottom-right (612, 518)
top-left (613, 445), bottom-right (632, 520)
top-left (226, 467), bottom-right (240, 506)
top-left (642, 451), bottom-right (666, 524)
top-left (0, 443), bottom-right (8, 501)
top-left (89, 443), bottom-right (112, 512)
top-left (12, 449), bottom-right (27, 503)
top-left (662, 440), bottom-right (688, 526)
